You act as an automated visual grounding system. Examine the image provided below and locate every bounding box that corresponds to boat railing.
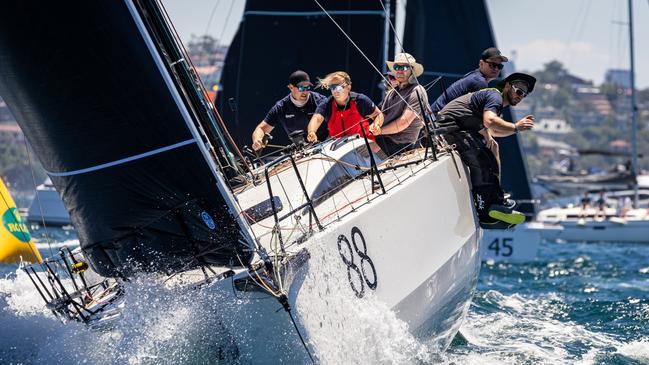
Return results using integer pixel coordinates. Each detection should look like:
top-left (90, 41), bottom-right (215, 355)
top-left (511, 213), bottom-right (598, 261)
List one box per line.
top-left (264, 154), bottom-right (323, 251)
top-left (258, 119), bottom-right (461, 251)
top-left (23, 247), bottom-right (120, 323)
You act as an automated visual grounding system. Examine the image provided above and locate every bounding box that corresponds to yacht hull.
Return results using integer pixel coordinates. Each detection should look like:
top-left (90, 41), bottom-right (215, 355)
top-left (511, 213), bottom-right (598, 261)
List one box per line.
top-left (210, 152), bottom-right (481, 361)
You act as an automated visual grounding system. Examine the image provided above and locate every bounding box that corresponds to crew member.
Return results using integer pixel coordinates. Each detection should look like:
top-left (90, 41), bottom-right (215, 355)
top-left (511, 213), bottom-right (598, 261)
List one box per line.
top-left (252, 70), bottom-right (326, 150)
top-left (438, 72), bottom-right (536, 229)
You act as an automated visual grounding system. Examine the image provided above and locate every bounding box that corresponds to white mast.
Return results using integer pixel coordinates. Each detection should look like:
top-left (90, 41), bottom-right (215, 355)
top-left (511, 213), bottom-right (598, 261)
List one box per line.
top-left (628, 0), bottom-right (639, 207)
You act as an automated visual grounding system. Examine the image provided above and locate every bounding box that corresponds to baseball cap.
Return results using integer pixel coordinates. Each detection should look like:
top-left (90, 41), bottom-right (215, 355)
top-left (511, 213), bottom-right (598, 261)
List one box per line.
top-left (480, 47), bottom-right (508, 63)
top-left (288, 70), bottom-right (312, 86)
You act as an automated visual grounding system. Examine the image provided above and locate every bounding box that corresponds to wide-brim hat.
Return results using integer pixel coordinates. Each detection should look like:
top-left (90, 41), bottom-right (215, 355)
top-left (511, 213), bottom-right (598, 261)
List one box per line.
top-left (497, 72), bottom-right (537, 93)
top-left (386, 52), bottom-right (424, 77)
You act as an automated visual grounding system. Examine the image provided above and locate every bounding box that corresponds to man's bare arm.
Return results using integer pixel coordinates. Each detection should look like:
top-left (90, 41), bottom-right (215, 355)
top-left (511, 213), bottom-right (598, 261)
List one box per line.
top-left (252, 121), bottom-right (274, 150)
top-left (483, 111), bottom-right (534, 137)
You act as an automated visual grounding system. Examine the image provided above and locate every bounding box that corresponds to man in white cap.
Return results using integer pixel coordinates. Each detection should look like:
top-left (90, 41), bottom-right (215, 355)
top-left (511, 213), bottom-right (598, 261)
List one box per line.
top-left (251, 70), bottom-right (326, 150)
top-left (373, 52), bottom-right (429, 156)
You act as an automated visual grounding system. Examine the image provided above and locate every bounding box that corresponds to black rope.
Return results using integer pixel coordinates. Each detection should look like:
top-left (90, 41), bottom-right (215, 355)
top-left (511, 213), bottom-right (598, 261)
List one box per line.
top-left (281, 295), bottom-right (315, 364)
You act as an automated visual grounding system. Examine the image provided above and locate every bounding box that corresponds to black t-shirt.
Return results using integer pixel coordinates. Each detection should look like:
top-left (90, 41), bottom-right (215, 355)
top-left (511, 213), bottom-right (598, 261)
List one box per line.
top-left (438, 89), bottom-right (503, 132)
top-left (315, 92), bottom-right (376, 123)
top-left (264, 92), bottom-right (327, 138)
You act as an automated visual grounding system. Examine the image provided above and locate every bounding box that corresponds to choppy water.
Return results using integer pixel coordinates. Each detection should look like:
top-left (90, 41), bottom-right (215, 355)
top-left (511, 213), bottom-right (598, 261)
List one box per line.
top-left (1, 227), bottom-right (648, 364)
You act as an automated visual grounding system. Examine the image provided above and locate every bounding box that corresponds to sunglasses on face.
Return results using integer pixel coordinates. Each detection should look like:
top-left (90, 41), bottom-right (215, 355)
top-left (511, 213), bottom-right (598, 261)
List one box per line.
top-left (393, 64), bottom-right (411, 71)
top-left (296, 85), bottom-right (312, 92)
top-left (511, 85), bottom-right (529, 98)
top-left (486, 61), bottom-right (504, 70)
top-left (330, 83), bottom-right (346, 92)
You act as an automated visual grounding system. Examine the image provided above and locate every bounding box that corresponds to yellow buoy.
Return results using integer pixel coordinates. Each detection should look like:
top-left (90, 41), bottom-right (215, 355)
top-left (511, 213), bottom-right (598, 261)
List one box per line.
top-left (0, 178), bottom-right (42, 263)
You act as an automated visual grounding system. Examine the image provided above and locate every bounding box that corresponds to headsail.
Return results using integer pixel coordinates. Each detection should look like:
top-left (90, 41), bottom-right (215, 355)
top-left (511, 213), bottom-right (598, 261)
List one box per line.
top-left (403, 0), bottom-right (535, 217)
top-left (217, 0), bottom-right (396, 147)
top-left (0, 1), bottom-right (253, 277)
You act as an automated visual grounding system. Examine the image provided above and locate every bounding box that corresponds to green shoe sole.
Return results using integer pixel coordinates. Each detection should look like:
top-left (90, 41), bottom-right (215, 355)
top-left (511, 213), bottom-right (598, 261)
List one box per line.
top-left (488, 209), bottom-right (526, 225)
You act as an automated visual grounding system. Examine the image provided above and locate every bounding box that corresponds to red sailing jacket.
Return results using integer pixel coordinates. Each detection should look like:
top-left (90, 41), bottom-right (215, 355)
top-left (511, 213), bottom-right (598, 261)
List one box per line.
top-left (327, 96), bottom-right (375, 140)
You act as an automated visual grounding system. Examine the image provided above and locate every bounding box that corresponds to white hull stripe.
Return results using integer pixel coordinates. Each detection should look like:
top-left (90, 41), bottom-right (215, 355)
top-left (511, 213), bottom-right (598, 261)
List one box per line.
top-left (47, 139), bottom-right (196, 177)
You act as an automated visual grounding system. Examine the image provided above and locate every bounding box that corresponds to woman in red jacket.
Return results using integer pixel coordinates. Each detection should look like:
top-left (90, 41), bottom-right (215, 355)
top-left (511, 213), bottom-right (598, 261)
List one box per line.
top-left (307, 71), bottom-right (383, 142)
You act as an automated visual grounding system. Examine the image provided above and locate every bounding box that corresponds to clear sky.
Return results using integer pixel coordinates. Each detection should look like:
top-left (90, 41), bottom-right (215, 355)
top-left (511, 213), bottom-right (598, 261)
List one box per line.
top-left (162, 0), bottom-right (649, 88)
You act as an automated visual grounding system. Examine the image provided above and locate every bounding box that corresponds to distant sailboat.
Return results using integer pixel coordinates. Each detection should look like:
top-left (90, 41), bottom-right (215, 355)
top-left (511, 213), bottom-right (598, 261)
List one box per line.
top-left (535, 0), bottom-right (649, 244)
top-left (0, 0), bottom-right (482, 360)
top-left (26, 178), bottom-right (72, 226)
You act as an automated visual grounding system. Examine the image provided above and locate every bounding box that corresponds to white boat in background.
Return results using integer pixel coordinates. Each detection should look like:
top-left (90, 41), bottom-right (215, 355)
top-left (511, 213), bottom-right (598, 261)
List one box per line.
top-left (26, 178), bottom-right (71, 226)
top-left (480, 221), bottom-right (562, 262)
top-left (536, 206), bottom-right (649, 243)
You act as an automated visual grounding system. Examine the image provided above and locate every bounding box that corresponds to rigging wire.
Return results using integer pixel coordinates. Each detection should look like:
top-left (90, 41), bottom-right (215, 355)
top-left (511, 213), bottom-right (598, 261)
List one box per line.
top-left (197, 0), bottom-right (222, 65)
top-left (202, 0), bottom-right (222, 40)
top-left (311, 0), bottom-right (428, 123)
top-left (215, 0), bottom-right (237, 50)
top-left (22, 139), bottom-right (55, 259)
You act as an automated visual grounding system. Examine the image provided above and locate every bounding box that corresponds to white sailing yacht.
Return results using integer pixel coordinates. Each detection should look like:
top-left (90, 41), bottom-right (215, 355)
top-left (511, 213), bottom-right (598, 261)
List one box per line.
top-left (535, 0), bottom-right (648, 245)
top-left (0, 0), bottom-right (482, 361)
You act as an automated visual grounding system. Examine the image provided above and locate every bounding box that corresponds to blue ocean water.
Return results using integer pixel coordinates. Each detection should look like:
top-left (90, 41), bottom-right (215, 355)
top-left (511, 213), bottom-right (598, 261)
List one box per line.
top-left (1, 227), bottom-right (648, 364)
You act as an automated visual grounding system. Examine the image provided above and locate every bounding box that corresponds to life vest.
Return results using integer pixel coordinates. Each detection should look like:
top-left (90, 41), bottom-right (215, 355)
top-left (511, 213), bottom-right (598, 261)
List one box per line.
top-left (327, 94), bottom-right (374, 140)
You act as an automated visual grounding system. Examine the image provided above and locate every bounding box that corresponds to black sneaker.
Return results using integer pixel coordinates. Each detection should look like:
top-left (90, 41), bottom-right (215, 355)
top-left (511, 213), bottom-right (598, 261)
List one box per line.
top-left (488, 204), bottom-right (526, 225)
top-left (479, 220), bottom-right (515, 230)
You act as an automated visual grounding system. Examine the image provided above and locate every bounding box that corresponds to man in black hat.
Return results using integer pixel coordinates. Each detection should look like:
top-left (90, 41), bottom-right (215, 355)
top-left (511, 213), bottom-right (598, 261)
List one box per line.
top-left (251, 70), bottom-right (326, 150)
top-left (437, 72), bottom-right (536, 229)
top-left (430, 47), bottom-right (508, 115)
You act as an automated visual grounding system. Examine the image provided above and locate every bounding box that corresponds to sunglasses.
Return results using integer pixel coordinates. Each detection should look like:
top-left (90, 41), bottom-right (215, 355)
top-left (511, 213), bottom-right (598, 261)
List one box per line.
top-left (330, 83), bottom-right (346, 92)
top-left (486, 61), bottom-right (504, 70)
top-left (296, 85), bottom-right (312, 92)
top-left (511, 85), bottom-right (529, 98)
top-left (393, 64), bottom-right (411, 71)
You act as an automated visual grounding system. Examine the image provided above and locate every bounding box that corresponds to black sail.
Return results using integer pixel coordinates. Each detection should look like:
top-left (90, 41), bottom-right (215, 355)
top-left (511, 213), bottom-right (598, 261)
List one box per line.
top-left (0, 1), bottom-right (252, 276)
top-left (403, 0), bottom-right (535, 217)
top-left (217, 0), bottom-right (395, 147)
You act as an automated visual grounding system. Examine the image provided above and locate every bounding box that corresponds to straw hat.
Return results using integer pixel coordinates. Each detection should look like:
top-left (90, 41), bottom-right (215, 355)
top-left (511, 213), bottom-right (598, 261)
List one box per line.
top-left (386, 53), bottom-right (424, 77)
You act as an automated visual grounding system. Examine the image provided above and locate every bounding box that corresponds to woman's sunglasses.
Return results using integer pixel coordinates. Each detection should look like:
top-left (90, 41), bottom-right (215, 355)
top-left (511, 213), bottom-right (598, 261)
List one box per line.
top-left (330, 83), bottom-right (346, 92)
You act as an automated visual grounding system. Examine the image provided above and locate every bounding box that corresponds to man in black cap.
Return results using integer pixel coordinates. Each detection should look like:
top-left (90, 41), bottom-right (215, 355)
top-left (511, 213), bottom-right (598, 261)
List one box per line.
top-left (437, 72), bottom-right (536, 229)
top-left (251, 70), bottom-right (326, 150)
top-left (430, 47), bottom-right (508, 115)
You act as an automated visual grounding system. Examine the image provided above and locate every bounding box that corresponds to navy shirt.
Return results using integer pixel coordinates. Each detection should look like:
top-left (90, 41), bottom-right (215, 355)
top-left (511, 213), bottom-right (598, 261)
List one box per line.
top-left (438, 89), bottom-right (503, 132)
top-left (264, 92), bottom-right (326, 137)
top-left (315, 92), bottom-right (376, 123)
top-left (431, 69), bottom-right (488, 114)
top-left (469, 89), bottom-right (503, 115)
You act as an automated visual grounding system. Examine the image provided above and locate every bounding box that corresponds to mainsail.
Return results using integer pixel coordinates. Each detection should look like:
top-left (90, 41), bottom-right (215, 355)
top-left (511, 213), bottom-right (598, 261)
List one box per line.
top-left (403, 0), bottom-right (535, 217)
top-left (217, 0), bottom-right (395, 147)
top-left (0, 1), bottom-right (253, 277)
